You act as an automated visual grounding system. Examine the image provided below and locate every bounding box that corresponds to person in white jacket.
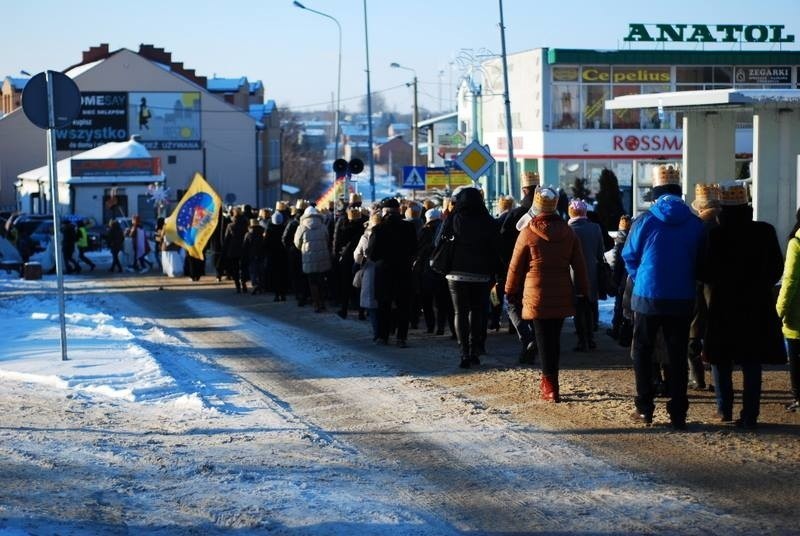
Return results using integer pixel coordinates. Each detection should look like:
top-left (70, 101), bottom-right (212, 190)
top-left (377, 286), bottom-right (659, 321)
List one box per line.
top-left (294, 206), bottom-right (332, 312)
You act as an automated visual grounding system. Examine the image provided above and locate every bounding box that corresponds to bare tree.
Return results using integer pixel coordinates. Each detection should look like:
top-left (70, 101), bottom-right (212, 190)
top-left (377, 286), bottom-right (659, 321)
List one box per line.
top-left (279, 111), bottom-right (325, 199)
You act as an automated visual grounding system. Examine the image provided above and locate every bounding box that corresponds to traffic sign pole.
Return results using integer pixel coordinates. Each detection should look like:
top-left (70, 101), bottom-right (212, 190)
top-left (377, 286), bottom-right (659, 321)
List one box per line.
top-left (46, 71), bottom-right (69, 362)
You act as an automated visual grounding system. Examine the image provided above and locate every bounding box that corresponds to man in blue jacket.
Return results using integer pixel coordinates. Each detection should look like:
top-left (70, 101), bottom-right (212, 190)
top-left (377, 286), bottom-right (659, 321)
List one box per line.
top-left (622, 165), bottom-right (705, 430)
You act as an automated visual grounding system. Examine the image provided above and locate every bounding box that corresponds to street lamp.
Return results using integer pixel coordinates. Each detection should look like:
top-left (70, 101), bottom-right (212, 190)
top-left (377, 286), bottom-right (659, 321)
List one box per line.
top-left (390, 62), bottom-right (418, 168)
top-left (293, 1), bottom-right (341, 163)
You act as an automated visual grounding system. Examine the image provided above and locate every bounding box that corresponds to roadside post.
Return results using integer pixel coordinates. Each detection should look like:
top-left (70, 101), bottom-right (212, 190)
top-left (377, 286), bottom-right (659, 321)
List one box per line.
top-left (21, 71), bottom-right (82, 361)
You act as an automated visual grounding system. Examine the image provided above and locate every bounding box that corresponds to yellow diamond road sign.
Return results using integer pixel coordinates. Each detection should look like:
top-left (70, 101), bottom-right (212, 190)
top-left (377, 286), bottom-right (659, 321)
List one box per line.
top-left (455, 140), bottom-right (495, 180)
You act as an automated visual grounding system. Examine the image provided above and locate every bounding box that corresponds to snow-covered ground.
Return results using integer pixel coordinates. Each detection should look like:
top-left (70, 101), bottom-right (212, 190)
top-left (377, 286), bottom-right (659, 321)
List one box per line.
top-left (0, 265), bottom-right (777, 534)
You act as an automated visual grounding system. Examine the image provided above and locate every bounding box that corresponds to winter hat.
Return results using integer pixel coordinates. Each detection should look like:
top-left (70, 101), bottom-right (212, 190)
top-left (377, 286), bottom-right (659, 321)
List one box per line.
top-left (691, 183), bottom-right (721, 211)
top-left (521, 170), bottom-right (541, 189)
top-left (347, 207), bottom-right (362, 221)
top-left (718, 181), bottom-right (749, 206)
top-left (303, 206), bottom-right (319, 217)
top-left (652, 164), bottom-right (680, 187)
top-left (568, 199), bottom-right (588, 218)
top-left (425, 208), bottom-right (442, 222)
top-left (618, 215), bottom-right (632, 231)
top-left (532, 187), bottom-right (558, 215)
top-left (271, 212), bottom-right (284, 226)
top-left (380, 197), bottom-right (400, 210)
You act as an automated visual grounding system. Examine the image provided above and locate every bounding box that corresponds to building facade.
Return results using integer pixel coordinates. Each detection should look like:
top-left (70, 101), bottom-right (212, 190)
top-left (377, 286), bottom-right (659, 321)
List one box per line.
top-left (0, 44), bottom-right (279, 215)
top-left (472, 47), bottom-right (800, 213)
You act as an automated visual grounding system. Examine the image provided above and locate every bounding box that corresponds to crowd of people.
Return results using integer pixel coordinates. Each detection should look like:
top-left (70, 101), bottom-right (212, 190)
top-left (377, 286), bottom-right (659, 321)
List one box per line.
top-left (4, 164), bottom-right (799, 431)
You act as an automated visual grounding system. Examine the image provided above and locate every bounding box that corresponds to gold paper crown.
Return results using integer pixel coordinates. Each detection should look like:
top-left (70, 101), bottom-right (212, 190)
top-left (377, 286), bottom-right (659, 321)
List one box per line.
top-left (349, 193), bottom-right (362, 205)
top-left (719, 182), bottom-right (749, 206)
top-left (652, 165), bottom-right (680, 186)
top-left (521, 170), bottom-right (541, 188)
top-left (275, 201), bottom-right (288, 211)
top-left (691, 183), bottom-right (721, 211)
top-left (533, 187), bottom-right (558, 214)
top-left (295, 199), bottom-right (308, 211)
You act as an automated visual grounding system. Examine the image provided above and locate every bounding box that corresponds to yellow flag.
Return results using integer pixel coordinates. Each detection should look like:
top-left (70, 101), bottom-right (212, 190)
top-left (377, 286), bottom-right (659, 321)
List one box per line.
top-left (164, 173), bottom-right (222, 260)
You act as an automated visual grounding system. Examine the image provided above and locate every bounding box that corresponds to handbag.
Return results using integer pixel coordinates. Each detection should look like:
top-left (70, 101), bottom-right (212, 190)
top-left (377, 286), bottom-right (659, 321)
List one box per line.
top-left (352, 264), bottom-right (365, 288)
top-left (429, 234), bottom-right (455, 275)
top-left (597, 258), bottom-right (614, 300)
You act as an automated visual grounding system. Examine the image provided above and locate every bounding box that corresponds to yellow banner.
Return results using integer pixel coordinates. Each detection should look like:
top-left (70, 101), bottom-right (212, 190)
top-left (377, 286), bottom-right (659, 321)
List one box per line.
top-left (163, 172), bottom-right (222, 260)
top-left (425, 169), bottom-right (473, 190)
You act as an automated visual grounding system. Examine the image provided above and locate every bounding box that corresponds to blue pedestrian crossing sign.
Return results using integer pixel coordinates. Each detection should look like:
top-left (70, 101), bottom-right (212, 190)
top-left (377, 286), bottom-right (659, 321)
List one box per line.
top-left (402, 166), bottom-right (426, 190)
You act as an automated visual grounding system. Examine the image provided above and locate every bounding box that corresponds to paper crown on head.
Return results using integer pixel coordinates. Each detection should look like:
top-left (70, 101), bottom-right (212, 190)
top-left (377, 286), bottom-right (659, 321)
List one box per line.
top-left (691, 183), bottom-right (721, 211)
top-left (521, 170), bottom-right (541, 188)
top-left (568, 199), bottom-right (588, 217)
top-left (618, 215), bottom-right (632, 231)
top-left (533, 186), bottom-right (558, 214)
top-left (652, 164), bottom-right (680, 187)
top-left (349, 193), bottom-right (362, 205)
top-left (249, 218), bottom-right (260, 228)
top-left (295, 199), bottom-right (308, 211)
top-left (275, 201), bottom-right (288, 212)
top-left (718, 181), bottom-right (749, 206)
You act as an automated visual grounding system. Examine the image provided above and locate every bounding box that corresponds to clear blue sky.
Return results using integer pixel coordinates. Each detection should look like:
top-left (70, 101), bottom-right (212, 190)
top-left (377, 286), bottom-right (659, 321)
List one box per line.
top-left (5, 0), bottom-right (799, 115)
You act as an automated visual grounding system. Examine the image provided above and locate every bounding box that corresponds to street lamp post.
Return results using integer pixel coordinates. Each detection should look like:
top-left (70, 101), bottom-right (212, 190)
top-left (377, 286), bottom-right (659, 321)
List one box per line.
top-left (390, 62), bottom-right (418, 168)
top-left (293, 1), bottom-right (341, 163)
top-left (363, 0), bottom-right (375, 202)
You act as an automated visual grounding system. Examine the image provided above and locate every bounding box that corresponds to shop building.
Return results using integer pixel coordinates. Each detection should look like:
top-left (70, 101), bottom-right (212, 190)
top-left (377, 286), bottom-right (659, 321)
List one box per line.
top-left (473, 46), bottom-right (800, 213)
top-left (0, 44), bottom-right (281, 215)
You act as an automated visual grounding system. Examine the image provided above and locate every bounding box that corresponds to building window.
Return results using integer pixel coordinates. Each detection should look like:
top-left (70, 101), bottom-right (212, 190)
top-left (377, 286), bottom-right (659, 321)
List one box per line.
top-left (552, 84), bottom-right (579, 129)
top-left (167, 155), bottom-right (177, 164)
top-left (582, 84), bottom-right (610, 129)
top-left (610, 85), bottom-right (640, 129)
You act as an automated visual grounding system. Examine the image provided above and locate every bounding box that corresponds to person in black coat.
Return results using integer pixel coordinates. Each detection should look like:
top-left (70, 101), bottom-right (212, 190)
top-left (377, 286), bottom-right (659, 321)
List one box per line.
top-left (333, 208), bottom-right (366, 319)
top-left (499, 172), bottom-right (540, 363)
top-left (366, 197), bottom-right (418, 347)
top-left (242, 219), bottom-right (267, 294)
top-left (106, 218), bottom-right (125, 273)
top-left (701, 183), bottom-right (786, 429)
top-left (60, 219), bottom-right (81, 274)
top-left (414, 208), bottom-right (454, 337)
top-left (608, 215), bottom-right (632, 345)
top-left (441, 186), bottom-right (500, 368)
top-left (222, 208), bottom-right (248, 293)
top-left (265, 208), bottom-right (289, 301)
top-left (283, 202), bottom-right (309, 306)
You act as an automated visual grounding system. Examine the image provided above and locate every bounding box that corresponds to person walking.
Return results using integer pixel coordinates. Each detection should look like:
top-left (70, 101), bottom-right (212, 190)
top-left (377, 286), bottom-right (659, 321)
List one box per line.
top-left (76, 219), bottom-right (96, 272)
top-left (107, 218), bottom-right (124, 273)
top-left (567, 199), bottom-right (605, 351)
top-left (126, 215), bottom-right (152, 273)
top-left (440, 186), bottom-right (500, 368)
top-left (333, 208), bottom-right (366, 319)
top-left (777, 207), bottom-right (800, 413)
top-left (415, 207), bottom-right (454, 337)
top-left (284, 201), bottom-right (310, 306)
top-left (294, 205), bottom-right (332, 313)
top-left (622, 165), bottom-right (705, 430)
top-left (60, 219), bottom-right (81, 274)
top-left (265, 204), bottom-right (290, 302)
top-left (242, 219), bottom-right (267, 294)
top-left (607, 215), bottom-right (632, 345)
top-left (222, 207), bottom-right (248, 293)
top-left (366, 198), bottom-right (417, 347)
top-left (687, 183), bottom-right (722, 391)
top-left (354, 213), bottom-right (382, 340)
top-left (703, 182), bottom-right (785, 429)
top-left (499, 170), bottom-right (540, 364)
top-left (506, 186), bottom-right (589, 401)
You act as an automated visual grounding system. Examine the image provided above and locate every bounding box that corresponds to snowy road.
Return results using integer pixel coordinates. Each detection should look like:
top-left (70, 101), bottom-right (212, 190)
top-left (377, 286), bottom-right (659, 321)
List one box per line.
top-left (0, 276), bottom-right (788, 534)
top-left (132, 292), bottom-right (763, 534)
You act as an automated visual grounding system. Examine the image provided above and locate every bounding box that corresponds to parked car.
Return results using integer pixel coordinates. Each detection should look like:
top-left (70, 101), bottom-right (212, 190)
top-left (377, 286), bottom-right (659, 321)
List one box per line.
top-left (11, 214), bottom-right (53, 253)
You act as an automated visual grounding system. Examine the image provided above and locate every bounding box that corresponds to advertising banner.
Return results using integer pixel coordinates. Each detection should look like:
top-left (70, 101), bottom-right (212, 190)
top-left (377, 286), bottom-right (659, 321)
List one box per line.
top-left (734, 66), bottom-right (791, 84)
top-left (71, 158), bottom-right (162, 177)
top-left (129, 92), bottom-right (202, 150)
top-left (55, 92), bottom-right (129, 150)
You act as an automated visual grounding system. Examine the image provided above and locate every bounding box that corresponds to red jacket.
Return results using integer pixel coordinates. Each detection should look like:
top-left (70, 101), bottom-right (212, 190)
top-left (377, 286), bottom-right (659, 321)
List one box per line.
top-left (505, 214), bottom-right (589, 320)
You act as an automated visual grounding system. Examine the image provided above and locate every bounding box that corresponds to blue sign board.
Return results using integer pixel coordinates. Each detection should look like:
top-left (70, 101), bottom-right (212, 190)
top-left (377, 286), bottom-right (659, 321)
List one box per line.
top-left (402, 166), bottom-right (426, 190)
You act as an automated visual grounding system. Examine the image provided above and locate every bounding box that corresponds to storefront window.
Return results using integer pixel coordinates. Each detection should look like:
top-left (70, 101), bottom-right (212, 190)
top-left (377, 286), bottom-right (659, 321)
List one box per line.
top-left (557, 160), bottom-right (583, 192)
top-left (641, 85), bottom-right (672, 129)
top-left (552, 85), bottom-right (579, 129)
top-left (611, 85), bottom-right (640, 129)
top-left (582, 85), bottom-right (610, 129)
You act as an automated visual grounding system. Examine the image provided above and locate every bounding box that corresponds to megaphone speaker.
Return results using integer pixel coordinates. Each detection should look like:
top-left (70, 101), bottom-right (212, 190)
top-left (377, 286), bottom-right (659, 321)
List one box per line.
top-left (333, 158), bottom-right (349, 175)
top-left (348, 158), bottom-right (364, 175)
